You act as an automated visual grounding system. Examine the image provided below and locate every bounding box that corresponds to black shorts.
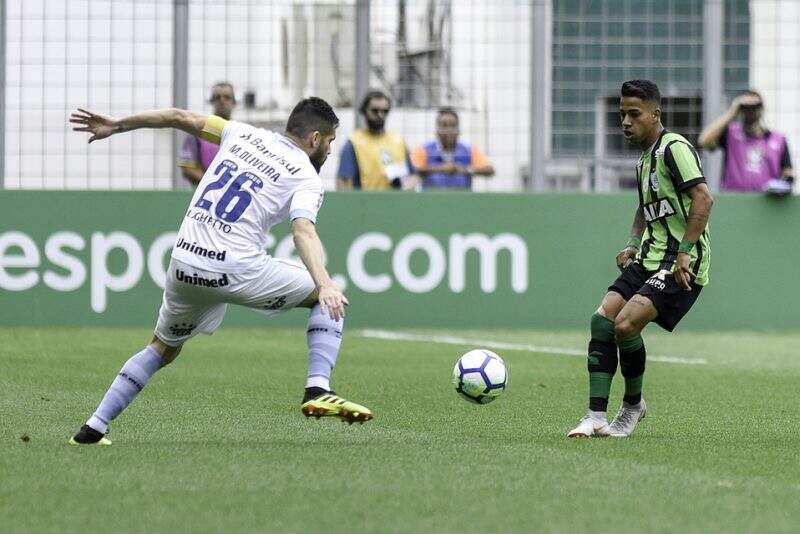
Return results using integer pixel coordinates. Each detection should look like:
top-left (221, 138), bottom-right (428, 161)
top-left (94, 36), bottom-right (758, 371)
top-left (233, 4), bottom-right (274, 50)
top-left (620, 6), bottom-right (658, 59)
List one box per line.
top-left (608, 262), bottom-right (703, 332)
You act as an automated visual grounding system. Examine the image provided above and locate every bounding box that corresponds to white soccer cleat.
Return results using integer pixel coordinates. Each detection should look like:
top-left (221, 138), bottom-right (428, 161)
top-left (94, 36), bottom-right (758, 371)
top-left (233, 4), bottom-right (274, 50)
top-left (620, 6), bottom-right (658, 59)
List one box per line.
top-left (567, 411), bottom-right (611, 438)
top-left (608, 399), bottom-right (647, 437)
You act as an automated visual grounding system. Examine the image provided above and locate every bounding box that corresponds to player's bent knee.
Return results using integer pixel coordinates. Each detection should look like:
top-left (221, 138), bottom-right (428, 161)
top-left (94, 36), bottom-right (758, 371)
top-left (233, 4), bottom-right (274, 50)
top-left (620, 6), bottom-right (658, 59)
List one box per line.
top-left (614, 318), bottom-right (640, 341)
top-left (596, 303), bottom-right (620, 322)
top-left (149, 335), bottom-right (183, 365)
top-left (590, 311), bottom-right (615, 342)
top-left (597, 292), bottom-right (626, 321)
top-left (298, 288), bottom-right (319, 309)
top-left (160, 346), bottom-right (182, 365)
top-left (596, 303), bottom-right (616, 320)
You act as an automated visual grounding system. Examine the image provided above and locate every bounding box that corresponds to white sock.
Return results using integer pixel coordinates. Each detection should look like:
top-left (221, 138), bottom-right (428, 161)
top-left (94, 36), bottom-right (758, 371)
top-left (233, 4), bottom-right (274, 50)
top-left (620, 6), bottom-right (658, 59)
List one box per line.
top-left (87, 345), bottom-right (163, 433)
top-left (305, 304), bottom-right (343, 391)
top-left (589, 410), bottom-right (608, 421)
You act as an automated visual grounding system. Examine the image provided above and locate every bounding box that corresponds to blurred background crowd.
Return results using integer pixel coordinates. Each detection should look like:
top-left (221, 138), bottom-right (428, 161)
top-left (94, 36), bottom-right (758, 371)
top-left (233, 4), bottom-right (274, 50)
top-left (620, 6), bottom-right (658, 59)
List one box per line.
top-left (2, 0), bottom-right (796, 193)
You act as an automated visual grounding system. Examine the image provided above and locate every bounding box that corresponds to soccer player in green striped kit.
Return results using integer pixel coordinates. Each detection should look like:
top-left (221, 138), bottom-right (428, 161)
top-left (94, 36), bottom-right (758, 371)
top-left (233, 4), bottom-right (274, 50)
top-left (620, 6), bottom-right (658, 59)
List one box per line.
top-left (568, 80), bottom-right (714, 438)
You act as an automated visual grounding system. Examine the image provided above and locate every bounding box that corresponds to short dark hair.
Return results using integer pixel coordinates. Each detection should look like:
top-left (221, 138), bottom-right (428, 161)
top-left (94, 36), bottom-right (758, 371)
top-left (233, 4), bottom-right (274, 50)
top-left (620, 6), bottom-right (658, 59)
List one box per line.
top-left (621, 80), bottom-right (661, 105)
top-left (210, 81), bottom-right (235, 103)
top-left (359, 90), bottom-right (391, 114)
top-left (437, 106), bottom-right (459, 123)
top-left (285, 97), bottom-right (339, 137)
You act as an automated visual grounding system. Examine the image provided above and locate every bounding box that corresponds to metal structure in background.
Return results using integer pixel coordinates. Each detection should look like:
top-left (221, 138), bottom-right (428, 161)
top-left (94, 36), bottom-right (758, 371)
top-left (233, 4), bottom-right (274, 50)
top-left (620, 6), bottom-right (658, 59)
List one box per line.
top-left (2, 1), bottom-right (793, 192)
top-left (550, 0), bottom-right (749, 190)
top-left (395, 0), bottom-right (455, 107)
top-left (703, 0), bottom-right (724, 192)
top-left (529, 0), bottom-right (549, 191)
top-left (172, 0), bottom-right (189, 189)
top-left (354, 0), bottom-right (370, 130)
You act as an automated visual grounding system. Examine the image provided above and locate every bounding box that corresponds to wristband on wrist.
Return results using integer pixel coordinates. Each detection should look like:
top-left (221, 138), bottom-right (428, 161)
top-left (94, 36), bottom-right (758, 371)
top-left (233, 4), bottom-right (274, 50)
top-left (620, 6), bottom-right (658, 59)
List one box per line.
top-left (626, 236), bottom-right (641, 250)
top-left (678, 239), bottom-right (695, 254)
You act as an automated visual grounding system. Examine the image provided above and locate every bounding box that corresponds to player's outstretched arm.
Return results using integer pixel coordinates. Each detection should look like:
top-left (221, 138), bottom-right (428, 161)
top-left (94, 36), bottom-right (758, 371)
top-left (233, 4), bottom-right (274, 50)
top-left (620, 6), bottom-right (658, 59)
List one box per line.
top-left (70, 108), bottom-right (208, 143)
top-left (292, 218), bottom-right (349, 321)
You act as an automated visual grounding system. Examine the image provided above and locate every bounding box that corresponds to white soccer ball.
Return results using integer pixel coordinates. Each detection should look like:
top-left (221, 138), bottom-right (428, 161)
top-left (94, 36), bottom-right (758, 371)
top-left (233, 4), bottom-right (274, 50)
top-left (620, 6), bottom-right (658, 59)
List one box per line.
top-left (452, 349), bottom-right (507, 404)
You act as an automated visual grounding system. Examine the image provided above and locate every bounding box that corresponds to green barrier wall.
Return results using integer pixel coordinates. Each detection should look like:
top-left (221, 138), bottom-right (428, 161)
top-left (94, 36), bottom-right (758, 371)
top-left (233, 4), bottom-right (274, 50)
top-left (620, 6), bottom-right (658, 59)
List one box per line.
top-left (1, 191), bottom-right (798, 330)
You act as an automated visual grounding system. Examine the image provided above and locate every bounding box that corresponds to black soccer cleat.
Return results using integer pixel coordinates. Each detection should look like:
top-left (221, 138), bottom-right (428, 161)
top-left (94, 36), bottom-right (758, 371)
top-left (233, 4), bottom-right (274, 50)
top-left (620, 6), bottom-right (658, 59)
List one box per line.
top-left (68, 424), bottom-right (112, 446)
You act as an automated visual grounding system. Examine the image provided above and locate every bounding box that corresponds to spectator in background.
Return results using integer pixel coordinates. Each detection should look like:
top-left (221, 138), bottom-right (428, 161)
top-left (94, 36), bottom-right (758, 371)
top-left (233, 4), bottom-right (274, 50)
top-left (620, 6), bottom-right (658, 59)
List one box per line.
top-left (698, 90), bottom-right (794, 193)
top-left (410, 107), bottom-right (494, 190)
top-left (337, 90), bottom-right (413, 190)
top-left (177, 82), bottom-right (236, 186)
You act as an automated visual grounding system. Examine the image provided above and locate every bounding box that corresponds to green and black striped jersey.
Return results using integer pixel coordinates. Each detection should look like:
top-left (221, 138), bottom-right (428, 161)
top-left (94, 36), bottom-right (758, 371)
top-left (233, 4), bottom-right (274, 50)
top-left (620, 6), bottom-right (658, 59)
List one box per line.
top-left (635, 130), bottom-right (711, 285)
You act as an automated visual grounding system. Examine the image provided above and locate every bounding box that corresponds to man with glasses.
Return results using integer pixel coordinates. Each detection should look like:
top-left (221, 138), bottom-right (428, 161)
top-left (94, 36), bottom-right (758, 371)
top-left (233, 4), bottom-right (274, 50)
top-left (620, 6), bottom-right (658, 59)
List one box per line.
top-left (336, 90), bottom-right (413, 190)
top-left (178, 82), bottom-right (237, 186)
top-left (410, 107), bottom-right (494, 190)
top-left (698, 90), bottom-right (794, 194)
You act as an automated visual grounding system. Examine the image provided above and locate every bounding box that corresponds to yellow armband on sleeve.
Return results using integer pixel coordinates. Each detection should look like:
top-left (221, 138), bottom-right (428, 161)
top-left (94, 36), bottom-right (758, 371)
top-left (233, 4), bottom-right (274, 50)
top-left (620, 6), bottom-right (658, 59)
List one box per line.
top-left (200, 115), bottom-right (227, 145)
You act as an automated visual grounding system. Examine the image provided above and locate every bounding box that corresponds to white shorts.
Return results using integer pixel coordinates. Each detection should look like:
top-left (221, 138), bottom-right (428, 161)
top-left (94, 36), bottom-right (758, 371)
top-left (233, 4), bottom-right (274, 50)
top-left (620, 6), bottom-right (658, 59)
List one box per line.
top-left (154, 258), bottom-right (315, 345)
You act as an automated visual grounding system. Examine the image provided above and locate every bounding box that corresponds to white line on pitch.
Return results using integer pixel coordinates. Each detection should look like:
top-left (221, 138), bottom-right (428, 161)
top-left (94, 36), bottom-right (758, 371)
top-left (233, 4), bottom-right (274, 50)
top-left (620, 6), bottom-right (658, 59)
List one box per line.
top-left (357, 329), bottom-right (707, 365)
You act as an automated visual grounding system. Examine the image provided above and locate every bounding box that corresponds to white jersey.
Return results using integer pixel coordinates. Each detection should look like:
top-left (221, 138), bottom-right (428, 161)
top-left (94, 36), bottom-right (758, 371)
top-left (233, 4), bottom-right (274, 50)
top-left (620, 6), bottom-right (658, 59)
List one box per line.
top-left (172, 118), bottom-right (324, 273)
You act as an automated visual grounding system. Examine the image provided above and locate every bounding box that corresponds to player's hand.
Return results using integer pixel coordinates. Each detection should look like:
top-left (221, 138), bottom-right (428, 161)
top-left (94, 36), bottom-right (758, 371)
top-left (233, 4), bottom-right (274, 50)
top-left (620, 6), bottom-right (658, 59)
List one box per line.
top-left (318, 283), bottom-right (349, 322)
top-left (673, 252), bottom-right (696, 291)
top-left (615, 246), bottom-right (637, 271)
top-left (402, 175), bottom-right (421, 191)
top-left (441, 162), bottom-right (458, 174)
top-left (70, 108), bottom-right (119, 143)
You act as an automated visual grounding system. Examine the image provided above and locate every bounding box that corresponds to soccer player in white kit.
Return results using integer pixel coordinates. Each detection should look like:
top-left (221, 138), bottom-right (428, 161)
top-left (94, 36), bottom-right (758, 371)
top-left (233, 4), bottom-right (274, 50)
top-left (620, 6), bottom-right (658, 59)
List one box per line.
top-left (68, 97), bottom-right (371, 445)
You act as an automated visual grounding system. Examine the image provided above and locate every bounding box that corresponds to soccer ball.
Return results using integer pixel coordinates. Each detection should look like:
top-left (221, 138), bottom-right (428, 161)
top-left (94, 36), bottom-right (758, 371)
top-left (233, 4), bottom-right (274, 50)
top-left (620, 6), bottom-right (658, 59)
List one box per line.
top-left (452, 349), bottom-right (507, 404)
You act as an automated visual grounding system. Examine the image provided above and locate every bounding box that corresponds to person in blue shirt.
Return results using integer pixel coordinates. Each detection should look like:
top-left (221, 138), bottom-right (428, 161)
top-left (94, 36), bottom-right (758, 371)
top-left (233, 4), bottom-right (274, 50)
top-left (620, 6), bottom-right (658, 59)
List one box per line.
top-left (410, 107), bottom-right (494, 190)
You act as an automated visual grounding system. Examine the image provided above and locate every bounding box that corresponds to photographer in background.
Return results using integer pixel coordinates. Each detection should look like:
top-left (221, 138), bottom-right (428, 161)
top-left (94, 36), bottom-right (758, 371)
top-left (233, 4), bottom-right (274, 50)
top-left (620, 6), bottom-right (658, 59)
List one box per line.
top-left (698, 90), bottom-right (794, 195)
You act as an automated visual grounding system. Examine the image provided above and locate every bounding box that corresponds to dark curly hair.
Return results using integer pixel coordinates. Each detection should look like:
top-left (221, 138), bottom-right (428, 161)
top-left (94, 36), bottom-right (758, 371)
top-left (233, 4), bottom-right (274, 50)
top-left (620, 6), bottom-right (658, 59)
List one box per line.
top-left (359, 90), bottom-right (391, 114)
top-left (286, 97), bottom-right (339, 137)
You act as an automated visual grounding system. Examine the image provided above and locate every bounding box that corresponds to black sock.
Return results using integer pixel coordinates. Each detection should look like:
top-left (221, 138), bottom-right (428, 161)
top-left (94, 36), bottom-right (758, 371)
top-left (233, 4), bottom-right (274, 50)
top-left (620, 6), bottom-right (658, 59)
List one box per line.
top-left (618, 335), bottom-right (646, 405)
top-left (588, 340), bottom-right (617, 411)
top-left (588, 313), bottom-right (618, 412)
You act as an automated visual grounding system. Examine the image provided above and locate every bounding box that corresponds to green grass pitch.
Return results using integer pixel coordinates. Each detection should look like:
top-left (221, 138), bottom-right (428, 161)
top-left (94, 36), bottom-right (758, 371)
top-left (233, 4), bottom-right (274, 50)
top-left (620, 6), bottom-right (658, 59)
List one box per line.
top-left (2, 327), bottom-right (799, 533)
